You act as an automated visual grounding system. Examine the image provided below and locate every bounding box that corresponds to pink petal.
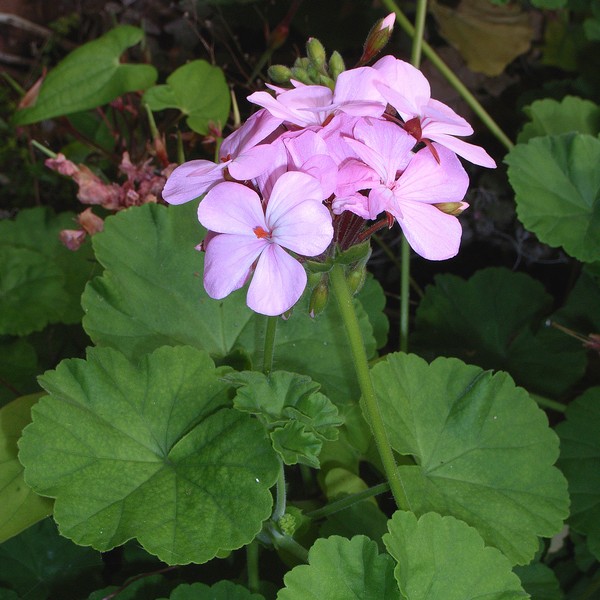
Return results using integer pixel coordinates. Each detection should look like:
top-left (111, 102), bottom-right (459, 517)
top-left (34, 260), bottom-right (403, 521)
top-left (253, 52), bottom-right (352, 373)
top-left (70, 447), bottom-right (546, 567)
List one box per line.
top-left (332, 67), bottom-right (387, 117)
top-left (335, 159), bottom-right (380, 197)
top-left (422, 99), bottom-right (473, 136)
top-left (425, 133), bottom-right (497, 168)
top-left (163, 160), bottom-right (225, 205)
top-left (393, 201), bottom-right (463, 261)
top-left (228, 144), bottom-right (280, 181)
top-left (247, 243), bottom-right (307, 315)
top-left (266, 172), bottom-right (324, 223)
top-left (197, 182), bottom-right (266, 235)
top-left (220, 109), bottom-right (282, 158)
top-left (203, 233), bottom-right (266, 299)
top-left (393, 144), bottom-right (469, 205)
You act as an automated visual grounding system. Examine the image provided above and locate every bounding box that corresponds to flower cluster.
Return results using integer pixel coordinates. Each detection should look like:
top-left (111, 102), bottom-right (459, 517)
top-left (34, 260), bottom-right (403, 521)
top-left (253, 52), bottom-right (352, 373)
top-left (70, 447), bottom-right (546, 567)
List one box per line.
top-left (163, 46), bottom-right (495, 316)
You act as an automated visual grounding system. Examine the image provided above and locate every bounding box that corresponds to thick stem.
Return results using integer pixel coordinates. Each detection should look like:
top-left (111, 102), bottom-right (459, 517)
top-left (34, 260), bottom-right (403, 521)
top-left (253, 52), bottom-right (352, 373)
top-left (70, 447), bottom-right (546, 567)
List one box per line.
top-left (246, 542), bottom-right (260, 593)
top-left (329, 263), bottom-right (411, 510)
top-left (271, 459), bottom-right (287, 522)
top-left (529, 394), bottom-right (567, 414)
top-left (380, 0), bottom-right (514, 150)
top-left (305, 482), bottom-right (391, 520)
top-left (263, 315), bottom-right (278, 376)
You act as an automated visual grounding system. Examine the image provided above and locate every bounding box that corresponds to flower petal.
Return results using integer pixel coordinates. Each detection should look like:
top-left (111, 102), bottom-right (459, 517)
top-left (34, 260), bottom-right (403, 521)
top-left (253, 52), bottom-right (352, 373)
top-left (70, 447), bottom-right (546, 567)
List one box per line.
top-left (426, 133), bottom-right (497, 168)
top-left (220, 108), bottom-right (282, 158)
top-left (198, 182), bottom-right (266, 235)
top-left (203, 233), bottom-right (266, 299)
top-left (247, 243), bottom-right (307, 315)
top-left (162, 160), bottom-right (225, 205)
top-left (228, 144), bottom-right (281, 181)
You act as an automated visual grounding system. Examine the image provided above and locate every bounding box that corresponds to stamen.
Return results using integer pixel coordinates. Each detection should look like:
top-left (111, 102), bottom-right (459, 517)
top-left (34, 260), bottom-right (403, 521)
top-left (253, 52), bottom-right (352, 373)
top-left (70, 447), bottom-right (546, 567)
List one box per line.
top-left (253, 225), bottom-right (271, 239)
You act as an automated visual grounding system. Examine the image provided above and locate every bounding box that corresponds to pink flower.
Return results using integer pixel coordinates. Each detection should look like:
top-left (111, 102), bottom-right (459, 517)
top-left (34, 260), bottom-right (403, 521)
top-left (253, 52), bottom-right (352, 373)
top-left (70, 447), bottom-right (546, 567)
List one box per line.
top-left (373, 56), bottom-right (496, 168)
top-left (197, 172), bottom-right (333, 315)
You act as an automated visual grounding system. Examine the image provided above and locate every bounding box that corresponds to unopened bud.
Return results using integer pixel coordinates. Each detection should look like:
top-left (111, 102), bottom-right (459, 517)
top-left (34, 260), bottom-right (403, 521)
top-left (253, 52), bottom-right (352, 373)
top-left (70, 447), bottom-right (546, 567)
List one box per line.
top-left (278, 512), bottom-right (297, 536)
top-left (306, 64), bottom-right (320, 83)
top-left (268, 64), bottom-right (292, 84)
top-left (359, 13), bottom-right (396, 65)
top-left (317, 74), bottom-right (335, 90)
top-left (290, 66), bottom-right (313, 85)
top-left (433, 201), bottom-right (469, 216)
top-left (306, 37), bottom-right (327, 72)
top-left (328, 51), bottom-right (345, 80)
top-left (346, 265), bottom-right (367, 296)
top-left (309, 276), bottom-right (329, 318)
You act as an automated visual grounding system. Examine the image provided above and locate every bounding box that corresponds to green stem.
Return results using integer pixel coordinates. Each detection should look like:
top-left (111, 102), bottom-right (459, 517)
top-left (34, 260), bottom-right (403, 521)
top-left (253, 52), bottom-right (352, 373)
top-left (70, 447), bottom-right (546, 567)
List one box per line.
top-left (399, 236), bottom-right (410, 353)
top-left (380, 0), bottom-right (514, 150)
top-left (329, 263), bottom-right (411, 510)
top-left (529, 394), bottom-right (567, 414)
top-left (272, 459), bottom-right (287, 522)
top-left (30, 139), bottom-right (57, 159)
top-left (305, 482), bottom-right (391, 520)
top-left (246, 542), bottom-right (260, 593)
top-left (263, 316), bottom-right (278, 376)
top-left (270, 529), bottom-right (309, 563)
top-left (410, 0), bottom-right (428, 68)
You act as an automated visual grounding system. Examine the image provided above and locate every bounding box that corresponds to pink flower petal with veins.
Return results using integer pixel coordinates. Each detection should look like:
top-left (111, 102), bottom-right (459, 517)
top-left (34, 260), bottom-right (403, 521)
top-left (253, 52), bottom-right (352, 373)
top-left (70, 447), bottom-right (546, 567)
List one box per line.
top-left (162, 160), bottom-right (224, 205)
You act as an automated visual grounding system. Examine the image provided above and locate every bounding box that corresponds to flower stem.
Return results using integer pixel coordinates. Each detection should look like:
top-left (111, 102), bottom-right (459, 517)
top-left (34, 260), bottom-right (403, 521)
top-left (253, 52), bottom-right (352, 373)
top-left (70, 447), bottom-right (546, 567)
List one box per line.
top-left (263, 316), bottom-right (278, 376)
top-left (399, 236), bottom-right (410, 353)
top-left (246, 542), bottom-right (260, 593)
top-left (329, 263), bottom-right (411, 510)
top-left (271, 459), bottom-right (287, 522)
top-left (305, 482), bottom-right (391, 520)
top-left (529, 393), bottom-right (567, 414)
top-left (380, 0), bottom-right (514, 150)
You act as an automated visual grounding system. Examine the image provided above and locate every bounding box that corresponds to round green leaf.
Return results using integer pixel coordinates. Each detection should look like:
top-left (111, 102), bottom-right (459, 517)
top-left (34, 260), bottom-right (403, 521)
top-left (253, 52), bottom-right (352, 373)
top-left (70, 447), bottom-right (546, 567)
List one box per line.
top-left (0, 393), bottom-right (52, 543)
top-left (13, 26), bottom-right (157, 125)
top-left (506, 133), bottom-right (600, 262)
top-left (163, 581), bottom-right (265, 599)
top-left (81, 203), bottom-right (376, 406)
top-left (513, 562), bottom-right (563, 600)
top-left (18, 345), bottom-right (279, 564)
top-left (143, 60), bottom-right (230, 134)
top-left (413, 268), bottom-right (586, 396)
top-left (277, 535), bottom-right (400, 600)
top-left (384, 511), bottom-right (527, 599)
top-left (371, 353), bottom-right (569, 565)
top-left (556, 387), bottom-right (600, 560)
top-left (518, 96), bottom-right (600, 143)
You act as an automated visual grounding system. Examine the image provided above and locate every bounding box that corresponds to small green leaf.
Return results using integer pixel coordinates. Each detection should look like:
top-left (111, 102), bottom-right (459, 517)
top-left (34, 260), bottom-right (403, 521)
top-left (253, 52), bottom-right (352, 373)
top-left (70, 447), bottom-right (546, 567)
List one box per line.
top-left (0, 339), bottom-right (39, 407)
top-left (384, 511), bottom-right (528, 599)
top-left (161, 581), bottom-right (265, 599)
top-left (88, 575), bottom-right (171, 600)
top-left (0, 518), bottom-right (103, 600)
top-left (518, 96), bottom-right (600, 143)
top-left (372, 353), bottom-right (569, 565)
top-left (556, 387), bottom-right (600, 560)
top-left (14, 26), bottom-right (157, 124)
top-left (144, 60), bottom-right (230, 134)
top-left (227, 370), bottom-right (343, 467)
top-left (277, 535), bottom-right (400, 599)
top-left (506, 133), bottom-right (600, 262)
top-left (514, 562), bottom-right (563, 600)
top-left (0, 393), bottom-right (53, 543)
top-left (412, 268), bottom-right (586, 396)
top-left (18, 345), bottom-right (279, 565)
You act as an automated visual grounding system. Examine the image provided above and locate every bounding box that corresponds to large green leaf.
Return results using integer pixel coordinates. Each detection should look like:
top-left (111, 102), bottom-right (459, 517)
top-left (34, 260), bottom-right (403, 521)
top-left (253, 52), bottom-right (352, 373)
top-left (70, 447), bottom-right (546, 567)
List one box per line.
top-left (412, 268), bottom-right (586, 396)
top-left (143, 60), bottom-right (230, 134)
top-left (384, 511), bottom-right (528, 599)
top-left (0, 393), bottom-right (52, 543)
top-left (0, 207), bottom-right (99, 328)
top-left (0, 339), bottom-right (39, 407)
top-left (14, 26), bottom-right (157, 125)
top-left (18, 345), bottom-right (280, 564)
top-left (0, 518), bottom-right (104, 600)
top-left (513, 562), bottom-right (563, 600)
top-left (227, 370), bottom-right (343, 467)
top-left (371, 353), bottom-right (569, 565)
top-left (556, 387), bottom-right (600, 560)
top-left (81, 203), bottom-right (376, 405)
top-left (277, 535), bottom-right (400, 599)
top-left (161, 581), bottom-right (265, 599)
top-left (518, 96), bottom-right (600, 143)
top-left (505, 133), bottom-right (600, 263)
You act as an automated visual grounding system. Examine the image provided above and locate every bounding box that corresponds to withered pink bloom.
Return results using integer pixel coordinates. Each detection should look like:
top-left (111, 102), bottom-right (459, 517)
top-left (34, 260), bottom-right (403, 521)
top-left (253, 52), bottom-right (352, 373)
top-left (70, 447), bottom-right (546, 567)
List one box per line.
top-left (59, 229), bottom-right (87, 251)
top-left (77, 208), bottom-right (104, 236)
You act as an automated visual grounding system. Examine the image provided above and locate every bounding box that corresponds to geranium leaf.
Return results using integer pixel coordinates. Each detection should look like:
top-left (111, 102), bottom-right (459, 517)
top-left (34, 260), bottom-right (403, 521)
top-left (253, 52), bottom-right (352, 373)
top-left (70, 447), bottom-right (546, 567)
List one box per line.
top-left (371, 353), bottom-right (569, 565)
top-left (0, 393), bottom-right (53, 544)
top-left (384, 511), bottom-right (528, 599)
top-left (277, 535), bottom-right (400, 599)
top-left (143, 60), bottom-right (230, 135)
top-left (556, 387), bottom-right (600, 560)
top-left (81, 203), bottom-right (376, 405)
top-left (18, 345), bottom-right (280, 565)
top-left (506, 133), bottom-right (600, 263)
top-left (13, 26), bottom-right (157, 125)
top-left (227, 370), bottom-right (343, 466)
top-left (0, 518), bottom-right (104, 600)
top-left (518, 96), bottom-right (600, 143)
top-left (160, 581), bottom-right (265, 599)
top-left (412, 268), bottom-right (586, 396)
top-left (513, 562), bottom-right (563, 599)
top-left (88, 575), bottom-right (171, 600)
top-left (0, 339), bottom-right (39, 407)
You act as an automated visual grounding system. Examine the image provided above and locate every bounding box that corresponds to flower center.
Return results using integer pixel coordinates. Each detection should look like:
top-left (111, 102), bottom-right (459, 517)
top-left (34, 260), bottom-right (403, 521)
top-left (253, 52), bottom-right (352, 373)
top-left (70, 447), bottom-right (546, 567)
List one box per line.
top-left (253, 225), bottom-right (271, 240)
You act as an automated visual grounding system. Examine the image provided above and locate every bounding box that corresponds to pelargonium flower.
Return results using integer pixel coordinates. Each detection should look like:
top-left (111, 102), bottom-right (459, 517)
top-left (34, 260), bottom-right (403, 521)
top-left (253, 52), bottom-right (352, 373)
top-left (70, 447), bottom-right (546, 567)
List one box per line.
top-left (373, 56), bottom-right (496, 168)
top-left (197, 171), bottom-right (333, 316)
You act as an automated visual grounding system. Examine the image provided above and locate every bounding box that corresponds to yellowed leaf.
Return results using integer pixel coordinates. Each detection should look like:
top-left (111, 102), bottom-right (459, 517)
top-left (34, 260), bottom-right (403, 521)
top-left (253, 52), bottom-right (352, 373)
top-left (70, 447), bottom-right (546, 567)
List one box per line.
top-left (430, 0), bottom-right (533, 76)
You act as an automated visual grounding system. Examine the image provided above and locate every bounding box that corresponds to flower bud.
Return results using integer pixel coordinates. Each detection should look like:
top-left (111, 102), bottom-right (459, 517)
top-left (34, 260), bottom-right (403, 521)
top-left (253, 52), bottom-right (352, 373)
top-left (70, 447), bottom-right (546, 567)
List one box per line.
top-left (433, 201), bottom-right (469, 216)
top-left (268, 64), bottom-right (293, 84)
top-left (309, 276), bottom-right (329, 318)
top-left (328, 51), bottom-right (345, 80)
top-left (278, 512), bottom-right (297, 537)
top-left (346, 265), bottom-right (367, 296)
top-left (358, 13), bottom-right (396, 65)
top-left (306, 37), bottom-right (327, 72)
top-left (290, 66), bottom-right (313, 85)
